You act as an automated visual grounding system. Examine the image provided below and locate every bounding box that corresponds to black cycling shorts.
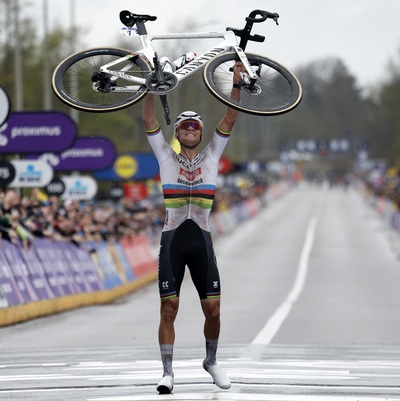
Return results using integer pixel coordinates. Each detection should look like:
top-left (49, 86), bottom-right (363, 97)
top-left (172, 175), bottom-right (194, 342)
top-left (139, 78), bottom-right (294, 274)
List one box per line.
top-left (158, 219), bottom-right (221, 301)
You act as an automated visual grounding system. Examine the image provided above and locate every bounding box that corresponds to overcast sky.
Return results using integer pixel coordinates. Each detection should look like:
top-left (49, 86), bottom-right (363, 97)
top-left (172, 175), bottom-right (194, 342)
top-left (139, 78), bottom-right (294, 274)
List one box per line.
top-left (26, 0), bottom-right (400, 89)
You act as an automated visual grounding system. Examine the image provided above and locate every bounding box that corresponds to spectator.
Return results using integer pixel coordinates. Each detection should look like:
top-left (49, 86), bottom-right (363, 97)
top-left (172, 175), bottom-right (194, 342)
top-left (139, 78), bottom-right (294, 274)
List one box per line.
top-left (0, 181), bottom-right (267, 245)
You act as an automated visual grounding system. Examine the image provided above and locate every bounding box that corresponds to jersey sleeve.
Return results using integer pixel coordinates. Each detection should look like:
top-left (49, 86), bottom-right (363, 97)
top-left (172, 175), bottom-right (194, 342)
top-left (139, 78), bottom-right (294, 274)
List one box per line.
top-left (146, 126), bottom-right (172, 163)
top-left (207, 127), bottom-right (231, 163)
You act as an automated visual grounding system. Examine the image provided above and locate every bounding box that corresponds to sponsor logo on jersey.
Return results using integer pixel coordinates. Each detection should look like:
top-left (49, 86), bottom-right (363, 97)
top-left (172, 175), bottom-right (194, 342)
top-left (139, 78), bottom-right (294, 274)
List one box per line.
top-left (180, 167), bottom-right (202, 181)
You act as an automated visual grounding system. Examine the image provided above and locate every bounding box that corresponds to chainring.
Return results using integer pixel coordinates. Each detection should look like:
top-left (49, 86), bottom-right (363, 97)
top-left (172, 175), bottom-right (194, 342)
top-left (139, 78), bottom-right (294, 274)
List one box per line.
top-left (145, 71), bottom-right (178, 93)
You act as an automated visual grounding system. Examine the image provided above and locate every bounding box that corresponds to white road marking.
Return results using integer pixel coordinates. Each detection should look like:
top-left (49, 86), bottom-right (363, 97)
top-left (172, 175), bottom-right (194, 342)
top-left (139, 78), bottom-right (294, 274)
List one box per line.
top-left (251, 215), bottom-right (318, 345)
top-left (1, 357), bottom-right (398, 400)
top-left (87, 394), bottom-right (400, 401)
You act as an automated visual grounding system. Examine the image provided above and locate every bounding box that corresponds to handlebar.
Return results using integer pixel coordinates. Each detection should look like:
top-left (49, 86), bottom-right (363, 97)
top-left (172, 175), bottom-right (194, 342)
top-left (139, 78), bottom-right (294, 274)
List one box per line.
top-left (226, 9), bottom-right (280, 51)
top-left (246, 10), bottom-right (279, 25)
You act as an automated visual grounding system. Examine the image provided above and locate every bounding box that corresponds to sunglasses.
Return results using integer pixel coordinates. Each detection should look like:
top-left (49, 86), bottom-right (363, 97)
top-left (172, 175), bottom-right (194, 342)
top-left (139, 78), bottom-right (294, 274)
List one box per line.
top-left (178, 120), bottom-right (202, 131)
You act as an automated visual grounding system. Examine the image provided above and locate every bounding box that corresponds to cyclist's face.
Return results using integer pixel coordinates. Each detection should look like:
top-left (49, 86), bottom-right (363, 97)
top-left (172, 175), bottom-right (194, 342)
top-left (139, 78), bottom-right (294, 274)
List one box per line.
top-left (177, 120), bottom-right (202, 146)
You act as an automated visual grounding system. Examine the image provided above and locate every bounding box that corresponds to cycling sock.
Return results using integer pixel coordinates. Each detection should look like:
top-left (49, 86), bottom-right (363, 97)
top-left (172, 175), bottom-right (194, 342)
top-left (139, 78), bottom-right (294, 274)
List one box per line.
top-left (204, 338), bottom-right (218, 366)
top-left (160, 344), bottom-right (174, 377)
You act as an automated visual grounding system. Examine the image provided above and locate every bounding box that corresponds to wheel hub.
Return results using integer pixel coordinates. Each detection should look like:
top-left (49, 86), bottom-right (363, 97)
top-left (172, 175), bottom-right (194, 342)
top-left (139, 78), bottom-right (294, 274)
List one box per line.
top-left (91, 71), bottom-right (115, 93)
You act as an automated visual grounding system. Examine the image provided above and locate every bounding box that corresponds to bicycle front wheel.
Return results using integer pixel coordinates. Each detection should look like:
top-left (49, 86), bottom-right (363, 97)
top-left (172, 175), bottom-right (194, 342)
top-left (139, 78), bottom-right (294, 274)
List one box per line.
top-left (203, 52), bottom-right (302, 116)
top-left (52, 48), bottom-right (151, 112)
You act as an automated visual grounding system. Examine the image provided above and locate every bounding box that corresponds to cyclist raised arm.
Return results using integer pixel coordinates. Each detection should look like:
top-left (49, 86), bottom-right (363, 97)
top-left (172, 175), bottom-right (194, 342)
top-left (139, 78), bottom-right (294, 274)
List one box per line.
top-left (142, 62), bottom-right (243, 134)
top-left (141, 63), bottom-right (243, 395)
top-left (217, 62), bottom-right (243, 133)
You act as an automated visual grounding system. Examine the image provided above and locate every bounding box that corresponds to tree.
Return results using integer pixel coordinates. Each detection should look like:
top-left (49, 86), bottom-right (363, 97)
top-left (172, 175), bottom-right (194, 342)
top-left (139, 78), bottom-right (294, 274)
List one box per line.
top-left (374, 49), bottom-right (400, 164)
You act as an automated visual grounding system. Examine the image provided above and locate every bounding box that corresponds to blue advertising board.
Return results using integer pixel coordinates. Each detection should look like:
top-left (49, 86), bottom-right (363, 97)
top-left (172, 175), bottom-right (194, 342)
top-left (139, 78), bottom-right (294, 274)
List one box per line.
top-left (94, 153), bottom-right (159, 181)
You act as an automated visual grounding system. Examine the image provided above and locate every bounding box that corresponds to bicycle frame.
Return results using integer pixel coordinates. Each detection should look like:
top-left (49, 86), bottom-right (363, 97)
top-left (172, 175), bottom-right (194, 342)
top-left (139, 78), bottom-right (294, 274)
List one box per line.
top-left (98, 29), bottom-right (258, 91)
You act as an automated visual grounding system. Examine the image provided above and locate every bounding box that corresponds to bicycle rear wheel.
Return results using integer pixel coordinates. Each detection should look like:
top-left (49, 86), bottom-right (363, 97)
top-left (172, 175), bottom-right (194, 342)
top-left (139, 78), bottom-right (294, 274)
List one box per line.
top-left (52, 48), bottom-right (151, 112)
top-left (203, 52), bottom-right (302, 116)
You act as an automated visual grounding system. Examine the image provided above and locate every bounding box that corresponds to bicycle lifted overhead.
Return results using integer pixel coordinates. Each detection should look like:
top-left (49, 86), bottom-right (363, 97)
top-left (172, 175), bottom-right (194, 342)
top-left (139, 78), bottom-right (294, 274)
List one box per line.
top-left (52, 9), bottom-right (302, 124)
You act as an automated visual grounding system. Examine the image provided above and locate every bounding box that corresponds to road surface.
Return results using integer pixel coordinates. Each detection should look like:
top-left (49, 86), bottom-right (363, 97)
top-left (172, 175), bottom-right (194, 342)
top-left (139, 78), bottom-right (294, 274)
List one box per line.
top-left (1, 183), bottom-right (400, 400)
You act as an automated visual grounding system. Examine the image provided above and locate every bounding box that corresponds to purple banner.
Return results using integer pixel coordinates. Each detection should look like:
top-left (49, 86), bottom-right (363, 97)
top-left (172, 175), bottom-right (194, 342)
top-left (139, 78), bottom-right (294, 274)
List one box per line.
top-left (0, 240), bottom-right (25, 306)
top-left (27, 137), bottom-right (116, 171)
top-left (0, 112), bottom-right (76, 154)
top-left (33, 239), bottom-right (76, 296)
top-left (65, 242), bottom-right (104, 291)
top-left (70, 244), bottom-right (105, 291)
top-left (19, 243), bottom-right (55, 300)
top-left (2, 241), bottom-right (39, 303)
top-left (58, 242), bottom-right (92, 293)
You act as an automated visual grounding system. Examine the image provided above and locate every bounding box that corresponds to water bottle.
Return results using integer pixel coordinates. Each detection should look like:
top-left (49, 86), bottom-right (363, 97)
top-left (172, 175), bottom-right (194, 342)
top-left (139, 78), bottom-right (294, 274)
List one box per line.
top-left (159, 56), bottom-right (173, 73)
top-left (172, 52), bottom-right (196, 70)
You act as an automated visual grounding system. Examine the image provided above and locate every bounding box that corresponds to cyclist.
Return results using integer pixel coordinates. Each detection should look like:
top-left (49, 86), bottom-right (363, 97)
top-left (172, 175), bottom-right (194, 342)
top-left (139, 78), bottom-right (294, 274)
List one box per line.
top-left (142, 63), bottom-right (243, 394)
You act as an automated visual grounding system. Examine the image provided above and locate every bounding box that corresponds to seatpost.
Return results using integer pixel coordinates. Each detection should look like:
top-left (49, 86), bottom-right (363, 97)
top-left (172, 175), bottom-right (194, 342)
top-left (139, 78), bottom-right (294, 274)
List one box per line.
top-left (135, 20), bottom-right (148, 35)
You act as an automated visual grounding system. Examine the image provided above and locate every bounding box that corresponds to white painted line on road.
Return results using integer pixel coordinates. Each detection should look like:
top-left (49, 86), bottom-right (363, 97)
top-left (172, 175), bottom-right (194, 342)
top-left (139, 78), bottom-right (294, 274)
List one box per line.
top-left (87, 393), bottom-right (400, 401)
top-left (251, 215), bottom-right (318, 345)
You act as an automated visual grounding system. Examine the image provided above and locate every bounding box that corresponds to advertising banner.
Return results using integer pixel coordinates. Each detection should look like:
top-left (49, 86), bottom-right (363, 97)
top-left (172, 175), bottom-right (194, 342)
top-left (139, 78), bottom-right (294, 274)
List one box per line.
top-left (61, 176), bottom-right (98, 200)
top-left (10, 160), bottom-right (53, 188)
top-left (45, 177), bottom-right (66, 197)
top-left (111, 242), bottom-right (135, 282)
top-left (19, 243), bottom-right (55, 300)
top-left (0, 160), bottom-right (16, 188)
top-left (123, 182), bottom-right (147, 201)
top-left (108, 185), bottom-right (124, 201)
top-left (2, 240), bottom-right (39, 303)
top-left (0, 112), bottom-right (76, 153)
top-left (87, 241), bottom-right (123, 289)
top-left (70, 244), bottom-right (104, 291)
top-left (119, 234), bottom-right (157, 277)
top-left (59, 241), bottom-right (93, 293)
top-left (0, 240), bottom-right (25, 306)
top-left (0, 290), bottom-right (8, 308)
top-left (27, 137), bottom-right (116, 171)
top-left (218, 156), bottom-right (233, 175)
top-left (33, 239), bottom-right (75, 296)
top-left (94, 153), bottom-right (159, 181)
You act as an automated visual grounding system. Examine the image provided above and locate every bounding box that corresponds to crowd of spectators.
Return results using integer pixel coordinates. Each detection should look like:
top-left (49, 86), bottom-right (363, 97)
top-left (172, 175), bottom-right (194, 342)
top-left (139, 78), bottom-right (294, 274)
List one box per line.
top-left (362, 175), bottom-right (400, 209)
top-left (0, 178), bottom-right (268, 247)
top-left (0, 188), bottom-right (165, 247)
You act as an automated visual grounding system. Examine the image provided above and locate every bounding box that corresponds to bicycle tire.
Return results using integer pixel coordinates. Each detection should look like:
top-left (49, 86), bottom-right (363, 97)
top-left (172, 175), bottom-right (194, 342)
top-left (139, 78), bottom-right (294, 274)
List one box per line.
top-left (203, 52), bottom-right (302, 116)
top-left (52, 48), bottom-right (151, 112)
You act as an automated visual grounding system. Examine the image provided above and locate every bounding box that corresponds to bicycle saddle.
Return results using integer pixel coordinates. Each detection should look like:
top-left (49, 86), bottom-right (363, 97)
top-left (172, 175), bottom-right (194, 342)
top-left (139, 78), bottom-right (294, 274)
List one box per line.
top-left (120, 11), bottom-right (157, 27)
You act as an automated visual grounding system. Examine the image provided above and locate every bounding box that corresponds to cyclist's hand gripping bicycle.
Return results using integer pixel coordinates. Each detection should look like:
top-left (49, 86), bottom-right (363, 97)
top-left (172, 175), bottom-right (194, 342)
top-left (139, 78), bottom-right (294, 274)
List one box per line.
top-left (52, 9), bottom-right (302, 124)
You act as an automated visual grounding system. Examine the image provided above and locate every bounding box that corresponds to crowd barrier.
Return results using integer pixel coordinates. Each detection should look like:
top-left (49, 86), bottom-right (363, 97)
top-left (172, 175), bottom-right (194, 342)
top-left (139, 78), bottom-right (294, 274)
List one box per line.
top-left (0, 181), bottom-right (291, 327)
top-left (0, 232), bottom-right (159, 327)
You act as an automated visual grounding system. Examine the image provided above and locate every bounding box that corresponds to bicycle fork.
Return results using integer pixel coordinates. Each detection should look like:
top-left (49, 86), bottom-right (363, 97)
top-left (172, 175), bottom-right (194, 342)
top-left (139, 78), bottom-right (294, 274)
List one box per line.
top-left (233, 46), bottom-right (258, 79)
top-left (232, 46), bottom-right (261, 93)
